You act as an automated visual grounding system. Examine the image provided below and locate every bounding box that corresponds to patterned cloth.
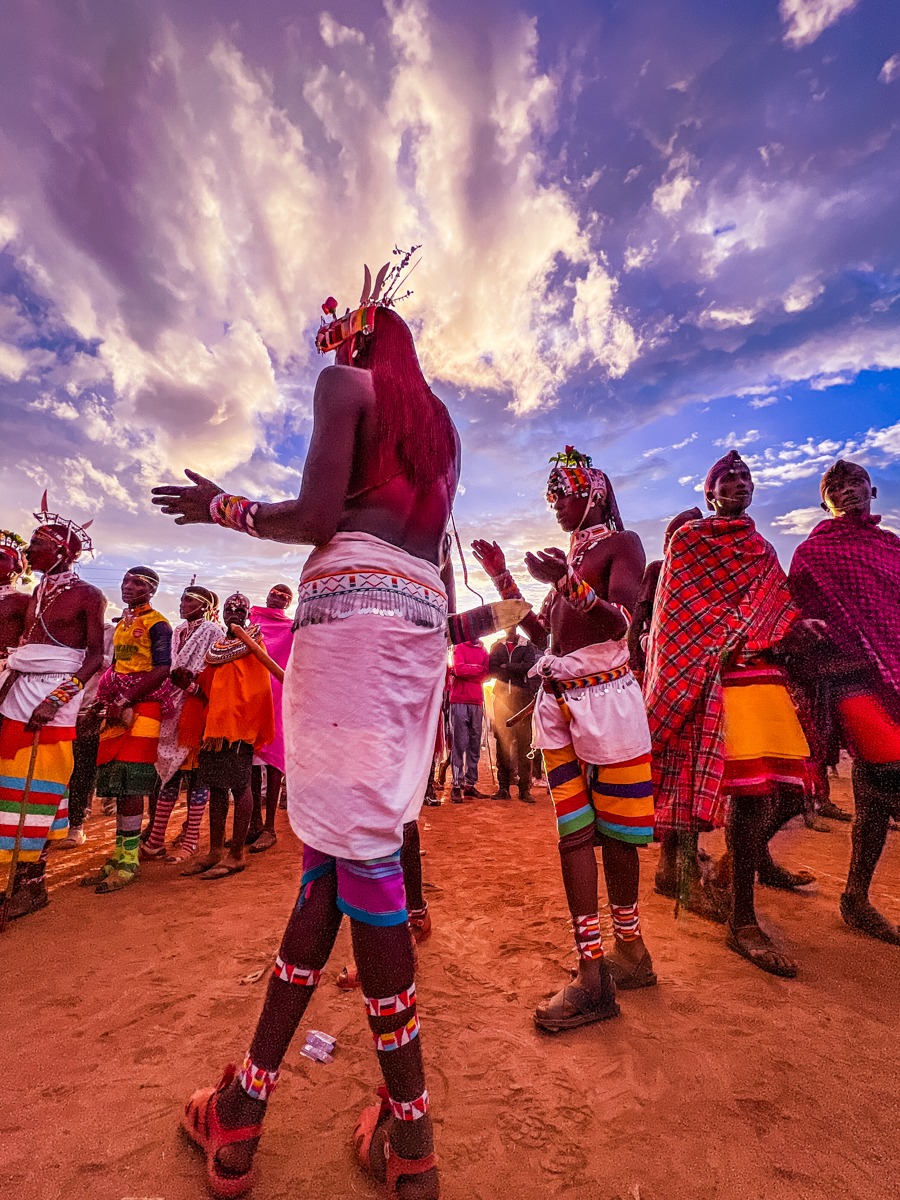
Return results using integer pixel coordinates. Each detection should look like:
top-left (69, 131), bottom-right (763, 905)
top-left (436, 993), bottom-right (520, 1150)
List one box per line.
top-left (789, 513), bottom-right (900, 724)
top-left (155, 618), bottom-right (222, 785)
top-left (298, 842), bottom-right (408, 926)
top-left (95, 701), bottom-right (162, 797)
top-left (0, 721), bottom-right (73, 861)
top-left (644, 516), bottom-right (799, 832)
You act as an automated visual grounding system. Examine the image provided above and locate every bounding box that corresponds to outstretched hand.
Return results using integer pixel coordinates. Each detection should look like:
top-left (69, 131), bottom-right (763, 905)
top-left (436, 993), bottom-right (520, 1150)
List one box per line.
top-left (151, 470), bottom-right (223, 525)
top-left (472, 539), bottom-right (506, 577)
top-left (525, 548), bottom-right (567, 585)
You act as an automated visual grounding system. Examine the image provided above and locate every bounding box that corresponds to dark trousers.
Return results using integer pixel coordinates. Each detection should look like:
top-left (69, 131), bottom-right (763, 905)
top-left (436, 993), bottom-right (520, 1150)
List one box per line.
top-left (68, 733), bottom-right (100, 827)
top-left (493, 687), bottom-right (533, 792)
top-left (450, 703), bottom-right (483, 787)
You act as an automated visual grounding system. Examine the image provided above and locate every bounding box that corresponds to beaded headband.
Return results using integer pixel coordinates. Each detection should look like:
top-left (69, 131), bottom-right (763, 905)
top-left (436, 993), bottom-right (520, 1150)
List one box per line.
top-left (546, 447), bottom-right (608, 503)
top-left (315, 246), bottom-right (420, 355)
top-left (0, 530), bottom-right (29, 579)
top-left (33, 491), bottom-right (94, 558)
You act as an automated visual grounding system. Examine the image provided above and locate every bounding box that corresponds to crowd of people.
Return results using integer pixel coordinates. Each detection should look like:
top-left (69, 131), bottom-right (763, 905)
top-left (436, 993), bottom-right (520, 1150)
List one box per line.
top-left (2, 257), bottom-right (898, 1200)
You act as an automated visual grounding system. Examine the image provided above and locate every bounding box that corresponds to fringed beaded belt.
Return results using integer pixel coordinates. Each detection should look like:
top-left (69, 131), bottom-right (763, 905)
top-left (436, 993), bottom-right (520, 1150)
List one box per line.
top-left (294, 569), bottom-right (447, 630)
top-left (552, 664), bottom-right (631, 692)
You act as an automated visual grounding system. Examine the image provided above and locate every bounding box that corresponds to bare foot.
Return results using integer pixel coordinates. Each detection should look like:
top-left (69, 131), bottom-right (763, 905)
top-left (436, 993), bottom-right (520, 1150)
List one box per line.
top-left (181, 854), bottom-right (222, 877)
top-left (726, 922), bottom-right (797, 978)
top-left (249, 829), bottom-right (277, 853)
top-left (840, 893), bottom-right (900, 945)
top-left (758, 861), bottom-right (816, 890)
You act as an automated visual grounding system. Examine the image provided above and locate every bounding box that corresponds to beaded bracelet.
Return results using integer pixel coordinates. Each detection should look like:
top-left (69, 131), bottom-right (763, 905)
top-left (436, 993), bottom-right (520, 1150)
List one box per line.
top-left (489, 568), bottom-right (525, 602)
top-left (46, 676), bottom-right (84, 707)
top-left (209, 493), bottom-right (261, 538)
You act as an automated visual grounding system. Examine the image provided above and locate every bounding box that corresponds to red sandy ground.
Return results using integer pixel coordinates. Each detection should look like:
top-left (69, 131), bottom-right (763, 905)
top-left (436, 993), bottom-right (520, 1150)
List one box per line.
top-left (4, 761), bottom-right (900, 1200)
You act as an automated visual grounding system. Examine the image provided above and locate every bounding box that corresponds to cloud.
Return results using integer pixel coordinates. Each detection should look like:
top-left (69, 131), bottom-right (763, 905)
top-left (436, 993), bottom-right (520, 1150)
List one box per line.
top-left (779, 0), bottom-right (860, 49)
top-left (749, 395), bottom-right (778, 408)
top-left (880, 55), bottom-right (900, 85)
top-left (771, 506), bottom-right (824, 535)
top-left (714, 430), bottom-right (761, 450)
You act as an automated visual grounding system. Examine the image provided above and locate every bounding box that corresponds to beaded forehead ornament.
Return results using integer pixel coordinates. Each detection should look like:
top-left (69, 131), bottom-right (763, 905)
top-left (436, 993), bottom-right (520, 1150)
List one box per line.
top-left (315, 246), bottom-right (420, 355)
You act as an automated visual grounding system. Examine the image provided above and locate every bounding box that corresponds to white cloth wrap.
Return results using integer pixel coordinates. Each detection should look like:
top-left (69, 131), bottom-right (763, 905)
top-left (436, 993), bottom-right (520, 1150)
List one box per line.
top-left (284, 532), bottom-right (448, 860)
top-left (0, 644), bottom-right (88, 728)
top-left (531, 640), bottom-right (651, 765)
top-left (155, 619), bottom-right (223, 785)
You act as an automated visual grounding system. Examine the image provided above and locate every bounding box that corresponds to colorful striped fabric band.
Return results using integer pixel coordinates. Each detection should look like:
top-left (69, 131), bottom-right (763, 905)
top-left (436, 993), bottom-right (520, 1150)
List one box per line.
top-left (373, 1013), bottom-right (420, 1052)
top-left (365, 983), bottom-right (417, 1017)
top-left (555, 664), bottom-right (630, 692)
top-left (389, 1089), bottom-right (430, 1121)
top-left (238, 1054), bottom-right (279, 1101)
top-left (273, 955), bottom-right (321, 987)
top-left (556, 567), bottom-right (599, 612)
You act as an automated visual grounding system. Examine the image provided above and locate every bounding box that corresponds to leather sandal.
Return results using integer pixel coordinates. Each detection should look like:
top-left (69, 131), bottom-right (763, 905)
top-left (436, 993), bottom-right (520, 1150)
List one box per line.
top-left (182, 1064), bottom-right (262, 1198)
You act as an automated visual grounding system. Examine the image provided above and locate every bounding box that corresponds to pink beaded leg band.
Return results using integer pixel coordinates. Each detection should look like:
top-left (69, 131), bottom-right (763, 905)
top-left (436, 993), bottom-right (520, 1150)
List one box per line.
top-left (273, 955), bottom-right (321, 987)
top-left (238, 1053), bottom-right (279, 1101)
top-left (389, 1089), bottom-right (429, 1121)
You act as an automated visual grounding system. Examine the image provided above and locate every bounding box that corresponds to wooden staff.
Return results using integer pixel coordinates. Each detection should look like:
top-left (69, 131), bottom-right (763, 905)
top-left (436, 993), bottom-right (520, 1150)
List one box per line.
top-left (229, 624), bottom-right (285, 683)
top-left (0, 729), bottom-right (41, 934)
top-left (505, 698), bottom-right (535, 728)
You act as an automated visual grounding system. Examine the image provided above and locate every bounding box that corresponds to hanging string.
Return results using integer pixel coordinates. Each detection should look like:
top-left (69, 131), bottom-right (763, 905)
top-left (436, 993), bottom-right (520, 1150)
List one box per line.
top-left (450, 512), bottom-right (483, 604)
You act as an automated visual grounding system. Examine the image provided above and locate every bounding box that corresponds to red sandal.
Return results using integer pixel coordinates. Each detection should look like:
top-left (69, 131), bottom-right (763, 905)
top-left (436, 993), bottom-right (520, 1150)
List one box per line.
top-left (182, 1064), bottom-right (262, 1198)
top-left (354, 1087), bottom-right (439, 1197)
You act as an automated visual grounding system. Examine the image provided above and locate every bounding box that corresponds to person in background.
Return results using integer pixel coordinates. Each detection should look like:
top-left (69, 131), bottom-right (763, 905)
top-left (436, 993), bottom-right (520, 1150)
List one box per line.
top-left (487, 627), bottom-right (538, 802)
top-left (448, 635), bottom-right (490, 803)
top-left (247, 583), bottom-right (294, 852)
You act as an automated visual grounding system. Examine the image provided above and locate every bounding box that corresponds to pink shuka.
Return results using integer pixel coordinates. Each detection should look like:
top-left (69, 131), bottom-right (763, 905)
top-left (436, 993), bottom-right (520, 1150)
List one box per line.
top-left (789, 513), bottom-right (900, 722)
top-left (250, 605), bottom-right (294, 772)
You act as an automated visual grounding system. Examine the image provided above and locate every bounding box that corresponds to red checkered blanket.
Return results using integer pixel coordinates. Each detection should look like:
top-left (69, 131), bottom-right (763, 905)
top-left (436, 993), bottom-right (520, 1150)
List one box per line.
top-left (644, 516), bottom-right (797, 830)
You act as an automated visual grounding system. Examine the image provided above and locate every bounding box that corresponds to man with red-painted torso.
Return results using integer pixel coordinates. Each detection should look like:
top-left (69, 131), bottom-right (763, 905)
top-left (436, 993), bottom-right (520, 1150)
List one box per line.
top-left (152, 265), bottom-right (464, 1200)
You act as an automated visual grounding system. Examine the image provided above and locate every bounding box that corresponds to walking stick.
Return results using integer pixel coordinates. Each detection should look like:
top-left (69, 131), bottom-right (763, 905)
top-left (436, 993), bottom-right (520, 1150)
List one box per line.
top-left (229, 624), bottom-right (285, 683)
top-left (482, 708), bottom-right (495, 784)
top-left (0, 729), bottom-right (41, 934)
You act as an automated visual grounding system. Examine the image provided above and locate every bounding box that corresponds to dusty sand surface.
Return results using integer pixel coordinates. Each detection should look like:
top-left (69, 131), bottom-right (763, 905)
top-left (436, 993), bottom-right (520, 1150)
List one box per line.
top-left (4, 762), bottom-right (900, 1200)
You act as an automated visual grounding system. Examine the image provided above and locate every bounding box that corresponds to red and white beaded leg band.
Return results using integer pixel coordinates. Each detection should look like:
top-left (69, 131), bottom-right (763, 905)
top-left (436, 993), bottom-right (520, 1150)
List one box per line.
top-left (238, 1053), bottom-right (279, 1101)
top-left (389, 1089), bottom-right (430, 1121)
top-left (364, 983), bottom-right (416, 1017)
top-left (273, 955), bottom-right (321, 987)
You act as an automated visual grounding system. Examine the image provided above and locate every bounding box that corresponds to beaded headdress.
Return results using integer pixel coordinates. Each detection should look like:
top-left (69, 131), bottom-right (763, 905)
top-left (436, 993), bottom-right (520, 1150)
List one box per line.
top-left (33, 491), bottom-right (94, 559)
top-left (315, 246), bottom-right (420, 355)
top-left (547, 447), bottom-right (624, 533)
top-left (0, 530), bottom-right (30, 582)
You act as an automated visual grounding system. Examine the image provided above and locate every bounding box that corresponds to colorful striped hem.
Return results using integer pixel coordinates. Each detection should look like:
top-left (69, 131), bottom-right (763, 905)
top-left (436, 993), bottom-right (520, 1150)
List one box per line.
top-left (336, 897), bottom-right (409, 927)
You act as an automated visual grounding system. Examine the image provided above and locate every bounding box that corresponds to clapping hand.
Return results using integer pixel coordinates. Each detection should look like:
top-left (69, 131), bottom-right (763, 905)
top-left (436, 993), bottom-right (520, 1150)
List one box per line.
top-left (471, 539), bottom-right (507, 578)
top-left (525, 548), bottom-right (567, 585)
top-left (151, 470), bottom-right (224, 525)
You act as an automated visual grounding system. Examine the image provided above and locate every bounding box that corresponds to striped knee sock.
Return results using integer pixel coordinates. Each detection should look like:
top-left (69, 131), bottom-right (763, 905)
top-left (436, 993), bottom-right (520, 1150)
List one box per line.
top-left (145, 780), bottom-right (179, 851)
top-left (182, 785), bottom-right (209, 853)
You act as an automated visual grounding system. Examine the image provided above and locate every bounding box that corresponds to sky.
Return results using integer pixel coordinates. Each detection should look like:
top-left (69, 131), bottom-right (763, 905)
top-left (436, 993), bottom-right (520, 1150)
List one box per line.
top-left (1, 0), bottom-right (899, 618)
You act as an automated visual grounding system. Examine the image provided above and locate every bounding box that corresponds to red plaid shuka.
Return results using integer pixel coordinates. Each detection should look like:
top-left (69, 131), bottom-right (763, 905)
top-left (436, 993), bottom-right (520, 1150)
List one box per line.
top-left (644, 516), bottom-right (798, 832)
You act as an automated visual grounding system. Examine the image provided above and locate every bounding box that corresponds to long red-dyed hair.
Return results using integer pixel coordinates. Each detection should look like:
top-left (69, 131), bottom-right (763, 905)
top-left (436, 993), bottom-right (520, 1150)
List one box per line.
top-left (355, 307), bottom-right (456, 490)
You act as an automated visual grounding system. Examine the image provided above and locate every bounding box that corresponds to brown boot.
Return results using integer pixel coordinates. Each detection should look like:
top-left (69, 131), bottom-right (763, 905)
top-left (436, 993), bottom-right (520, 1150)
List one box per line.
top-left (7, 878), bottom-right (50, 920)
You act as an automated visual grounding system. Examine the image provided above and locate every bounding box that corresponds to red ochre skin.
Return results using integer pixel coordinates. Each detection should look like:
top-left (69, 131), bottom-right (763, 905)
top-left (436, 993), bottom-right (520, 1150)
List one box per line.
top-left (150, 320), bottom-right (456, 1200)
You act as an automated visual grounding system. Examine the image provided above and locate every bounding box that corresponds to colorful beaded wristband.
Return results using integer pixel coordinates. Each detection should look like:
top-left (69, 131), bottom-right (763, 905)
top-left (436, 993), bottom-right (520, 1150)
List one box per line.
top-left (209, 493), bottom-right (261, 538)
top-left (47, 676), bottom-right (84, 707)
